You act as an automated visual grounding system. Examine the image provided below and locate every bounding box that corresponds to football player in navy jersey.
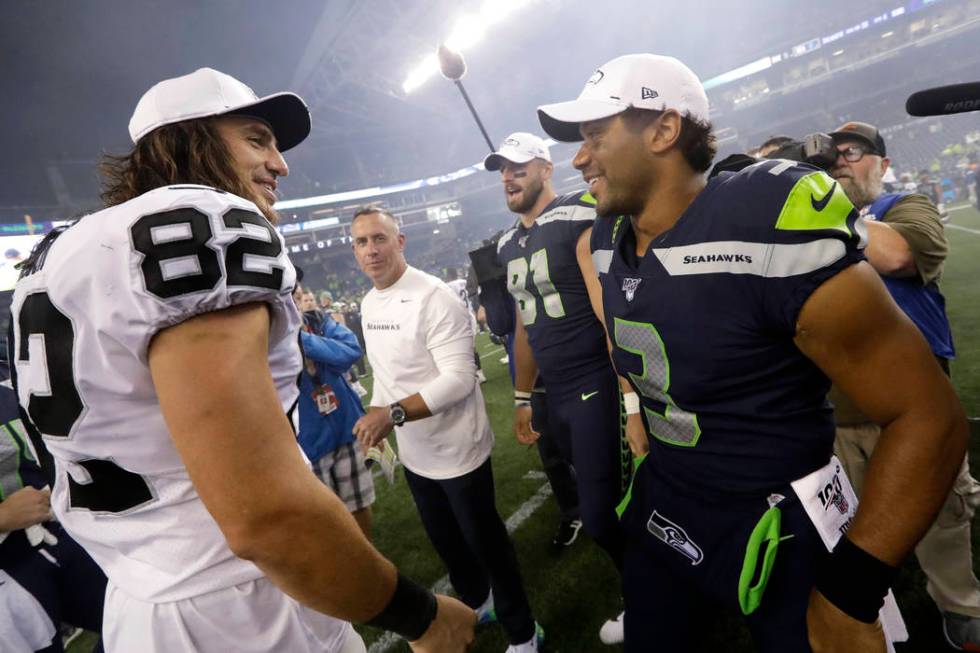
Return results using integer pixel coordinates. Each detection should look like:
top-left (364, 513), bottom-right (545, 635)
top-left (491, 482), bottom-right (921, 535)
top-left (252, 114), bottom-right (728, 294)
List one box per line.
top-left (538, 54), bottom-right (968, 652)
top-left (487, 132), bottom-right (632, 643)
top-left (10, 68), bottom-right (473, 653)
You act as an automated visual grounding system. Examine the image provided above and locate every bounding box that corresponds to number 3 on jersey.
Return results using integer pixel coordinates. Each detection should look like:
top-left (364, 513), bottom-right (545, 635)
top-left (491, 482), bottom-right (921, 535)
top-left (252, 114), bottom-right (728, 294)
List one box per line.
top-left (614, 318), bottom-right (701, 447)
top-left (507, 249), bottom-right (565, 325)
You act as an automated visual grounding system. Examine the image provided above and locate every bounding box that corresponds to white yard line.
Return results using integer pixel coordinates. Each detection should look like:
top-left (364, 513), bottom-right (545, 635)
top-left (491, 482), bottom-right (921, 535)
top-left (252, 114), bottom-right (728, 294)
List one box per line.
top-left (367, 481), bottom-right (554, 653)
top-left (480, 346), bottom-right (505, 360)
top-left (946, 223), bottom-right (980, 236)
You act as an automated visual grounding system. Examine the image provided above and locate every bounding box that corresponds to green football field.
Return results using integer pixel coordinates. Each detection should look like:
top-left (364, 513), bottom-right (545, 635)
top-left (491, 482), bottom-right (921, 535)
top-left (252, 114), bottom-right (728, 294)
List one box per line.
top-left (69, 203), bottom-right (980, 652)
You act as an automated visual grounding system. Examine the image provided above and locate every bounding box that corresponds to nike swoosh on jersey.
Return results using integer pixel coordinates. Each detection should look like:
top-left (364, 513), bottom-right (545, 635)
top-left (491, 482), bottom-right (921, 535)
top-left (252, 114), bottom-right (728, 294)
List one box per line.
top-left (810, 182), bottom-right (837, 212)
top-left (581, 391), bottom-right (599, 401)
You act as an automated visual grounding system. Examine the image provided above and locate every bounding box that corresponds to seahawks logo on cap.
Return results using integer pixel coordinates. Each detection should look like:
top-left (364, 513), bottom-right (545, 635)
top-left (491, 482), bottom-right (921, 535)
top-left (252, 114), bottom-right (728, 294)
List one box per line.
top-left (588, 69), bottom-right (605, 85)
top-left (503, 137), bottom-right (521, 147)
top-left (641, 87), bottom-right (659, 100)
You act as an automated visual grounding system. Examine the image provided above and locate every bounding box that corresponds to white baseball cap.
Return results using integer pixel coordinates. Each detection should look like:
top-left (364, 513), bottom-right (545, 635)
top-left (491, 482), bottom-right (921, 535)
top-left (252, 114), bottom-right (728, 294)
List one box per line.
top-left (537, 54), bottom-right (709, 142)
top-left (483, 132), bottom-right (552, 171)
top-left (128, 67), bottom-right (311, 151)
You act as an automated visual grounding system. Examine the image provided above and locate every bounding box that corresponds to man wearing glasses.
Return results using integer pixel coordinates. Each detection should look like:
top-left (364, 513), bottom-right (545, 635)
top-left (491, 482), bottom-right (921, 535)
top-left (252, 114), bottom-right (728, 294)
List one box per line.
top-left (828, 121), bottom-right (980, 650)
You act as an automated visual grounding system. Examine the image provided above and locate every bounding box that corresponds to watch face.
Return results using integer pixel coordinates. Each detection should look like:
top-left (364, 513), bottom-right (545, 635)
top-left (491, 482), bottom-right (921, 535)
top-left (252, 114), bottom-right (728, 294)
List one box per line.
top-left (390, 404), bottom-right (407, 425)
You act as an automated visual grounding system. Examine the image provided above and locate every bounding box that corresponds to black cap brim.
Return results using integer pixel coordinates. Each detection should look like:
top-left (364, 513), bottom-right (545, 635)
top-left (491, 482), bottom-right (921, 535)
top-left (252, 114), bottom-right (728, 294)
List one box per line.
top-left (229, 93), bottom-right (311, 152)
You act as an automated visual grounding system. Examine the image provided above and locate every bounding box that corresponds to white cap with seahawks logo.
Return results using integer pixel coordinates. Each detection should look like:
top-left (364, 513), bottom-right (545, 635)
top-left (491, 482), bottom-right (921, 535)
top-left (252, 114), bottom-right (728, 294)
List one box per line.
top-left (483, 132), bottom-right (552, 171)
top-left (537, 53), bottom-right (709, 142)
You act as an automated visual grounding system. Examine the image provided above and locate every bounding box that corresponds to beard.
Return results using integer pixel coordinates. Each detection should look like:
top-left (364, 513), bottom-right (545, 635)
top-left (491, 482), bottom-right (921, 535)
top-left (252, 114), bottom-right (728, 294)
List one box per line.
top-left (595, 181), bottom-right (646, 219)
top-left (506, 177), bottom-right (544, 214)
top-left (840, 175), bottom-right (882, 210)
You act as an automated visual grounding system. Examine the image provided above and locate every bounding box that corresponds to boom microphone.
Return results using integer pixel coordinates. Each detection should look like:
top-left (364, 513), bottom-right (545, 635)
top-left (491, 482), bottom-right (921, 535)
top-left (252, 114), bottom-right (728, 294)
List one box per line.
top-left (437, 44), bottom-right (467, 81)
top-left (906, 82), bottom-right (980, 117)
top-left (435, 44), bottom-right (495, 152)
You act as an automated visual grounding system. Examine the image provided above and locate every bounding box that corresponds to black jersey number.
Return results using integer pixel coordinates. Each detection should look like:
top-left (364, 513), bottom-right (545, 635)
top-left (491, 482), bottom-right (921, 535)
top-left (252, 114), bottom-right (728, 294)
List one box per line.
top-left (131, 207), bottom-right (283, 299)
top-left (17, 292), bottom-right (153, 513)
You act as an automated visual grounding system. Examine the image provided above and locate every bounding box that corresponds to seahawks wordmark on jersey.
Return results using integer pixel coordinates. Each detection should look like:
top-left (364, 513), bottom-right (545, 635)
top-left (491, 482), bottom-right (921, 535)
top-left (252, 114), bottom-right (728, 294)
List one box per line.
top-left (10, 185), bottom-right (307, 603)
top-left (591, 160), bottom-right (866, 493)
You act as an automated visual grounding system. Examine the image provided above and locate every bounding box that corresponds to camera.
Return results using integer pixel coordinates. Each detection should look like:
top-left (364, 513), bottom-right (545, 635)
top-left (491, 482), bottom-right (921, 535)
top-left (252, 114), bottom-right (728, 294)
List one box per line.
top-left (766, 132), bottom-right (838, 171)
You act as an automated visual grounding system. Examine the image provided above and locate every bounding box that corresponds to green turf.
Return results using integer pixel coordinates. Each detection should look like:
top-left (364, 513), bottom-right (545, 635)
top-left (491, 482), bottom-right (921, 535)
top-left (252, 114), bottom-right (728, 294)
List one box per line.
top-left (68, 204), bottom-right (980, 652)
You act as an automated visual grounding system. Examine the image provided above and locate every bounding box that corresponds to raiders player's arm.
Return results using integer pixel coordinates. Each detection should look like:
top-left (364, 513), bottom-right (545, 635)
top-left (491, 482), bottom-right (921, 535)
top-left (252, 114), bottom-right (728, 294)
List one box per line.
top-left (794, 261), bottom-right (968, 565)
top-left (149, 302), bottom-right (400, 622)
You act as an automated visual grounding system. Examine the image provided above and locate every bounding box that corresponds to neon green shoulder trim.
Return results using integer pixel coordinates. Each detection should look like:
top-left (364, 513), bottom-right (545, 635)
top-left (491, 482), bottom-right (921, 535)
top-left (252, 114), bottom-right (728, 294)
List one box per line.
top-left (774, 172), bottom-right (854, 236)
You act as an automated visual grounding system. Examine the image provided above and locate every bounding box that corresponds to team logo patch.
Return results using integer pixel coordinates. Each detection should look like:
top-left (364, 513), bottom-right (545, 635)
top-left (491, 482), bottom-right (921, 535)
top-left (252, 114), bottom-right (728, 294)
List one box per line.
top-left (641, 87), bottom-right (659, 100)
top-left (588, 69), bottom-right (605, 85)
top-left (622, 277), bottom-right (642, 302)
top-left (647, 510), bottom-right (703, 566)
top-left (518, 235), bottom-right (529, 249)
top-left (817, 465), bottom-right (850, 516)
top-left (504, 137), bottom-right (521, 147)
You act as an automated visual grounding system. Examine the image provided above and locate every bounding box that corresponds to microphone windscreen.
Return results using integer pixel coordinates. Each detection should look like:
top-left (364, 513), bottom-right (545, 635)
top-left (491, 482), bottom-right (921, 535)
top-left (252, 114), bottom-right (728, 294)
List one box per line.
top-left (438, 45), bottom-right (467, 81)
top-left (906, 82), bottom-right (980, 117)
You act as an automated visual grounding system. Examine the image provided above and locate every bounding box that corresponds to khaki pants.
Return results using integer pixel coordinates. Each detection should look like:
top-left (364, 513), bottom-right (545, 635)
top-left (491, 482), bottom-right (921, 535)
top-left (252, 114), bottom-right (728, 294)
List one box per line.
top-left (835, 423), bottom-right (980, 617)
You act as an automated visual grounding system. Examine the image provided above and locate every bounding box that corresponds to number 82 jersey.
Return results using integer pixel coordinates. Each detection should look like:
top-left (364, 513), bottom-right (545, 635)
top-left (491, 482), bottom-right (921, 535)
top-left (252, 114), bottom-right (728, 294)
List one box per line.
top-left (10, 185), bottom-right (301, 602)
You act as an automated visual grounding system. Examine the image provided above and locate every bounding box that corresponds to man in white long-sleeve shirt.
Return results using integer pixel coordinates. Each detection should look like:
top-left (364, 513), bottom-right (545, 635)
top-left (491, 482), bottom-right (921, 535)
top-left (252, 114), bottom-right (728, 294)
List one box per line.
top-left (351, 208), bottom-right (543, 653)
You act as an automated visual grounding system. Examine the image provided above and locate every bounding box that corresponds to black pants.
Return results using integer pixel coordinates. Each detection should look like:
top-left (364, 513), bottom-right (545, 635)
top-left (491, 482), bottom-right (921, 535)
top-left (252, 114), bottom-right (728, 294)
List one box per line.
top-left (531, 390), bottom-right (580, 522)
top-left (546, 366), bottom-right (628, 570)
top-left (404, 458), bottom-right (535, 645)
top-left (4, 523), bottom-right (106, 653)
top-left (620, 459), bottom-right (824, 652)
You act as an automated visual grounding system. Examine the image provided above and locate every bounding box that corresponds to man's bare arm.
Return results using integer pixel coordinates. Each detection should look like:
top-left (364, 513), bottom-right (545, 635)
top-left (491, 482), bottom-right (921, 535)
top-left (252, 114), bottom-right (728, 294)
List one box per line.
top-left (149, 302), bottom-right (476, 652)
top-left (864, 221), bottom-right (915, 278)
top-left (795, 261), bottom-right (967, 563)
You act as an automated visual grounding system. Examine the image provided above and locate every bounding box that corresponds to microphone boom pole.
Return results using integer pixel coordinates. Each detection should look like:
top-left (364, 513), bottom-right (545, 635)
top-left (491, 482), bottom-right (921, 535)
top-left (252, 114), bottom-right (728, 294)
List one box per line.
top-left (437, 44), bottom-right (496, 153)
top-left (453, 79), bottom-right (495, 152)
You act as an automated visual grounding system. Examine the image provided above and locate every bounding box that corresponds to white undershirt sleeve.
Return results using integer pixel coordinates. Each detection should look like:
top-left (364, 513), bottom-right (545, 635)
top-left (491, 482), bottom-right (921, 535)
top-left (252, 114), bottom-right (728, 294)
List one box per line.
top-left (418, 339), bottom-right (477, 414)
top-left (417, 285), bottom-right (477, 414)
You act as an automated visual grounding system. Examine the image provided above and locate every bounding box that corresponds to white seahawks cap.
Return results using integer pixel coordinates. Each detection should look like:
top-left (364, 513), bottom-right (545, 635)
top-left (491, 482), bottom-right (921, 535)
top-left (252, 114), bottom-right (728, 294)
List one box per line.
top-left (483, 132), bottom-right (552, 171)
top-left (128, 67), bottom-right (311, 151)
top-left (537, 54), bottom-right (709, 142)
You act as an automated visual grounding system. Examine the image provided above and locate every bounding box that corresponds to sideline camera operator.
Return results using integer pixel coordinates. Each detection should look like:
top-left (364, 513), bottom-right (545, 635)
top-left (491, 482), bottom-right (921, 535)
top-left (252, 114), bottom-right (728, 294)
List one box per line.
top-left (825, 121), bottom-right (980, 650)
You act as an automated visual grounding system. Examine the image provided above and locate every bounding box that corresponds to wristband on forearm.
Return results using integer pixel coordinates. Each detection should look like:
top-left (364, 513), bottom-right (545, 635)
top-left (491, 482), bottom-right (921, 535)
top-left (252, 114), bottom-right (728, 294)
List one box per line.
top-left (365, 572), bottom-right (438, 641)
top-left (815, 537), bottom-right (899, 623)
top-left (623, 392), bottom-right (641, 415)
top-left (515, 390), bottom-right (531, 409)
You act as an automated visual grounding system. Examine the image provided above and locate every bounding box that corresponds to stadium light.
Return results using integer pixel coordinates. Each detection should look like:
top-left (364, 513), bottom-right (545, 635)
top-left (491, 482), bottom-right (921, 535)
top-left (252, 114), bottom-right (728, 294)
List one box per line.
top-left (402, 0), bottom-right (539, 94)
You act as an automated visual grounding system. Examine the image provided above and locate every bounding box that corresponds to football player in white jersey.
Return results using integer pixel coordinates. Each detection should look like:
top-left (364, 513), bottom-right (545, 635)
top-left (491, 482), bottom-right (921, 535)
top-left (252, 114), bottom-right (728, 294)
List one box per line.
top-left (10, 68), bottom-right (474, 653)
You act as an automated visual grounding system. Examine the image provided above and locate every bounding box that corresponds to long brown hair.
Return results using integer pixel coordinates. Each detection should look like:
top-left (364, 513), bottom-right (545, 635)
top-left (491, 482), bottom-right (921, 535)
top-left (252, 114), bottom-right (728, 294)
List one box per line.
top-left (99, 118), bottom-right (258, 209)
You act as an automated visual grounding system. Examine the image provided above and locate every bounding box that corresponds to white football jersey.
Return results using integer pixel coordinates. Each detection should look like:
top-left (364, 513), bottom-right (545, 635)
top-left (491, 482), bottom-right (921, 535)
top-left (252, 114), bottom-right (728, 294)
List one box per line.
top-left (445, 277), bottom-right (479, 337)
top-left (10, 185), bottom-right (302, 602)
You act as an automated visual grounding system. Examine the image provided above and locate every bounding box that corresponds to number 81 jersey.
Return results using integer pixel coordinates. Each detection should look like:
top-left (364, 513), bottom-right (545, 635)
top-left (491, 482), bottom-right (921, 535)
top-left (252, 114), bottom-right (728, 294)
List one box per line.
top-left (10, 185), bottom-right (301, 602)
top-left (496, 191), bottom-right (609, 380)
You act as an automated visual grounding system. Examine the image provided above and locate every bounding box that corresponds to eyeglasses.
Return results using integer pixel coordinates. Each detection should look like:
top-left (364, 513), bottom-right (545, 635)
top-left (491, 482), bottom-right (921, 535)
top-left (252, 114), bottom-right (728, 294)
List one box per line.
top-left (835, 145), bottom-right (871, 163)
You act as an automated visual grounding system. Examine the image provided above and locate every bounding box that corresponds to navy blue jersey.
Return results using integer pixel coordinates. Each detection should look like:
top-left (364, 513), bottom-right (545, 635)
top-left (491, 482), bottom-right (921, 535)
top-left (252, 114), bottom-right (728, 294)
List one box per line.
top-left (497, 191), bottom-right (609, 380)
top-left (591, 160), bottom-right (866, 494)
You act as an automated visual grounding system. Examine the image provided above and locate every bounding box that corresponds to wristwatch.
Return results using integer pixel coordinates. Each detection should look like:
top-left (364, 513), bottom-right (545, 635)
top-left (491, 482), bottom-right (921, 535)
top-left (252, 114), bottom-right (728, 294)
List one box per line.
top-left (389, 402), bottom-right (407, 427)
